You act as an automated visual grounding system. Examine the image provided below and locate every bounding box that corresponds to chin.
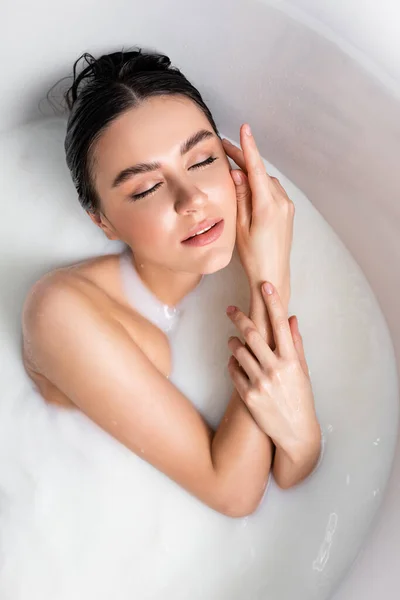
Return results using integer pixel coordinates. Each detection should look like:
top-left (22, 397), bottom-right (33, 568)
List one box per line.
top-left (199, 242), bottom-right (236, 275)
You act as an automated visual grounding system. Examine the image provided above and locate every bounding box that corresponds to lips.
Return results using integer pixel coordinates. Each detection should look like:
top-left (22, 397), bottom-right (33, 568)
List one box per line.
top-left (182, 218), bottom-right (222, 242)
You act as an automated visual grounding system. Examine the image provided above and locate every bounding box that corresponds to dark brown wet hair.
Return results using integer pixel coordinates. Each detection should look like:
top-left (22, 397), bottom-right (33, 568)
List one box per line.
top-left (62, 47), bottom-right (220, 214)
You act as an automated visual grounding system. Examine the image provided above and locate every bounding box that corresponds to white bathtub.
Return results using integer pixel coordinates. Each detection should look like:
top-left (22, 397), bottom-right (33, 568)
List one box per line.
top-left (1, 1), bottom-right (399, 598)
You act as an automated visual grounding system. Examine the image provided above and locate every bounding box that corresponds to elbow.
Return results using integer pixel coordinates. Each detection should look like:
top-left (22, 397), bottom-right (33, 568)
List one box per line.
top-left (219, 502), bottom-right (259, 519)
top-left (273, 436), bottom-right (322, 490)
top-left (214, 493), bottom-right (264, 519)
top-left (274, 475), bottom-right (298, 490)
top-left (273, 460), bottom-right (319, 490)
top-left (273, 464), bottom-right (308, 489)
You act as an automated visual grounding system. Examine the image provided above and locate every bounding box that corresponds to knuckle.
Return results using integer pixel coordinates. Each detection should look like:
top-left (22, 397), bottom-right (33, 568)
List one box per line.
top-left (255, 376), bottom-right (269, 395)
top-left (279, 197), bottom-right (291, 212)
top-left (275, 317), bottom-right (288, 332)
top-left (244, 327), bottom-right (258, 345)
top-left (268, 294), bottom-right (279, 308)
top-left (282, 357), bottom-right (295, 370)
top-left (265, 365), bottom-right (276, 380)
top-left (287, 199), bottom-right (295, 214)
top-left (244, 388), bottom-right (258, 408)
top-left (280, 358), bottom-right (300, 377)
top-left (229, 355), bottom-right (240, 370)
top-left (269, 367), bottom-right (282, 385)
top-left (293, 333), bottom-right (302, 345)
top-left (237, 313), bottom-right (249, 327)
top-left (230, 308), bottom-right (240, 321)
top-left (237, 191), bottom-right (249, 201)
top-left (238, 185), bottom-right (250, 195)
top-left (289, 358), bottom-right (300, 371)
top-left (253, 164), bottom-right (265, 177)
top-left (228, 336), bottom-right (237, 349)
top-left (235, 345), bottom-right (247, 363)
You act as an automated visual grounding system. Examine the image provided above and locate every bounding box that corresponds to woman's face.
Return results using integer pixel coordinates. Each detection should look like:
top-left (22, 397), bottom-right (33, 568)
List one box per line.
top-left (90, 94), bottom-right (237, 275)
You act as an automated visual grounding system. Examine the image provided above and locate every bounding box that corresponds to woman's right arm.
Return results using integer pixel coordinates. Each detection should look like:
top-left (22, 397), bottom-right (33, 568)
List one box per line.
top-left (22, 276), bottom-right (273, 518)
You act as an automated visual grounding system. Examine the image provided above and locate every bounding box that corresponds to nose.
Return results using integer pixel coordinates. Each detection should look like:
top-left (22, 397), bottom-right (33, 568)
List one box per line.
top-left (174, 181), bottom-right (208, 215)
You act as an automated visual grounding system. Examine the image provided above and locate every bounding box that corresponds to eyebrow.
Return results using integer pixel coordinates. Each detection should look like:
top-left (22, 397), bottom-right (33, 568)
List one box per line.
top-left (111, 129), bottom-right (216, 189)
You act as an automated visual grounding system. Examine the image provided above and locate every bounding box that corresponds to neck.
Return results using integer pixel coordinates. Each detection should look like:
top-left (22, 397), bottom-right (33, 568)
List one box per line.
top-left (130, 251), bottom-right (204, 307)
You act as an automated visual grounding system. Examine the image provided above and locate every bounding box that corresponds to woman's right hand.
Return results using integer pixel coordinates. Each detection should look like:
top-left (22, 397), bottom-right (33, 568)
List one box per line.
top-left (222, 125), bottom-right (294, 307)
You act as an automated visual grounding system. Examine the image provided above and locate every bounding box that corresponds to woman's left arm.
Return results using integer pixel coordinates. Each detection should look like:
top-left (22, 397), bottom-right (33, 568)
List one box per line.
top-left (222, 127), bottom-right (321, 488)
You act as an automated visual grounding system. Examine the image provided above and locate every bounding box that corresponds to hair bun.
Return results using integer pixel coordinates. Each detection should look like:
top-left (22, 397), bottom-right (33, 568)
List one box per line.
top-left (65, 48), bottom-right (172, 110)
top-left (96, 48), bottom-right (172, 77)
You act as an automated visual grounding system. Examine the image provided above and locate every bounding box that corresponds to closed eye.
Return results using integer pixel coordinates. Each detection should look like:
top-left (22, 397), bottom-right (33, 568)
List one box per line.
top-left (189, 155), bottom-right (218, 170)
top-left (128, 156), bottom-right (219, 201)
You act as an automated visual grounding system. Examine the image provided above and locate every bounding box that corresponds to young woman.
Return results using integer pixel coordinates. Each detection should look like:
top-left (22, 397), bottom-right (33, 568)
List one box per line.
top-left (21, 48), bottom-right (321, 518)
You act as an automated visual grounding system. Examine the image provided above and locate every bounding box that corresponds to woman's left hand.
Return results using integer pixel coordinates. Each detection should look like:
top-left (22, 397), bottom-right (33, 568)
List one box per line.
top-left (226, 281), bottom-right (321, 458)
top-left (222, 129), bottom-right (294, 306)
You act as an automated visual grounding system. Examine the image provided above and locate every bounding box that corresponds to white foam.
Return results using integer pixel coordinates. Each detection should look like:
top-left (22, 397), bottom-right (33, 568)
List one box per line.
top-left (0, 117), bottom-right (397, 599)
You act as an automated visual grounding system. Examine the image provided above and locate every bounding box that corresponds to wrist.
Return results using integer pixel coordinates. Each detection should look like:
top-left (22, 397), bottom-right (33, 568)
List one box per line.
top-left (249, 278), bottom-right (290, 312)
top-left (278, 421), bottom-right (321, 466)
top-left (272, 428), bottom-right (321, 489)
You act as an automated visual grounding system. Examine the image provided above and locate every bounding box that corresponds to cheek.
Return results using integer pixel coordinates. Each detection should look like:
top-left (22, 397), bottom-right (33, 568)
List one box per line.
top-left (121, 205), bottom-right (173, 250)
top-left (215, 170), bottom-right (237, 212)
top-left (206, 165), bottom-right (236, 203)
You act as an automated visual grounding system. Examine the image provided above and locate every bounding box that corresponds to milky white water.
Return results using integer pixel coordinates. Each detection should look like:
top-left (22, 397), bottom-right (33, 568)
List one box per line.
top-left (0, 118), bottom-right (397, 600)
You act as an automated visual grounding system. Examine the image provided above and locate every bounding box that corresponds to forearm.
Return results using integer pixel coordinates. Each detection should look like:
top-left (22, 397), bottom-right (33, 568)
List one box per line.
top-left (210, 386), bottom-right (273, 517)
top-left (246, 278), bottom-right (322, 490)
top-left (247, 278), bottom-right (322, 489)
top-left (249, 279), bottom-right (290, 347)
top-left (209, 281), bottom-right (287, 517)
top-left (272, 427), bottom-right (322, 489)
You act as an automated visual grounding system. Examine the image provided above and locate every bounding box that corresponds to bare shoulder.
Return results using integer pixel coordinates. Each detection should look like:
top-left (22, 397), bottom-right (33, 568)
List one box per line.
top-left (22, 250), bottom-right (128, 338)
top-left (21, 252), bottom-right (121, 384)
top-left (22, 257), bottom-right (110, 332)
top-left (21, 263), bottom-right (107, 377)
top-left (23, 252), bottom-right (120, 314)
top-left (21, 252), bottom-right (171, 402)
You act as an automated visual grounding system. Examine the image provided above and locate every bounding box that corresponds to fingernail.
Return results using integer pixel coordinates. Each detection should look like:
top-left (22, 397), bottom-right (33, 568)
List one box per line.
top-left (226, 305), bottom-right (236, 315)
top-left (222, 138), bottom-right (231, 144)
top-left (263, 282), bottom-right (274, 295)
top-left (231, 171), bottom-right (242, 185)
top-left (244, 124), bottom-right (252, 136)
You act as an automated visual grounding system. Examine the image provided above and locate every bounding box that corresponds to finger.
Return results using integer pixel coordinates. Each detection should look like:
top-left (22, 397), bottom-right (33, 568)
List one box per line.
top-left (221, 139), bottom-right (248, 174)
top-left (227, 355), bottom-right (251, 399)
top-left (239, 124), bottom-right (276, 211)
top-left (227, 335), bottom-right (261, 384)
top-left (270, 177), bottom-right (294, 211)
top-left (261, 282), bottom-right (297, 359)
top-left (271, 176), bottom-right (284, 192)
top-left (270, 175), bottom-right (285, 186)
top-left (223, 137), bottom-right (282, 194)
top-left (230, 170), bottom-right (251, 230)
top-left (226, 306), bottom-right (276, 374)
top-left (289, 316), bottom-right (310, 377)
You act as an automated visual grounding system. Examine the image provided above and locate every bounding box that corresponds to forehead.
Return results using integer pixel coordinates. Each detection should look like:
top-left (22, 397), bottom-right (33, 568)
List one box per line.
top-left (93, 95), bottom-right (212, 172)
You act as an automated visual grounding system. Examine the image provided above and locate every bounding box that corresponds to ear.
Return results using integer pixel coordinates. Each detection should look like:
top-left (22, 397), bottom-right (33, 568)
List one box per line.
top-left (86, 210), bottom-right (120, 241)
